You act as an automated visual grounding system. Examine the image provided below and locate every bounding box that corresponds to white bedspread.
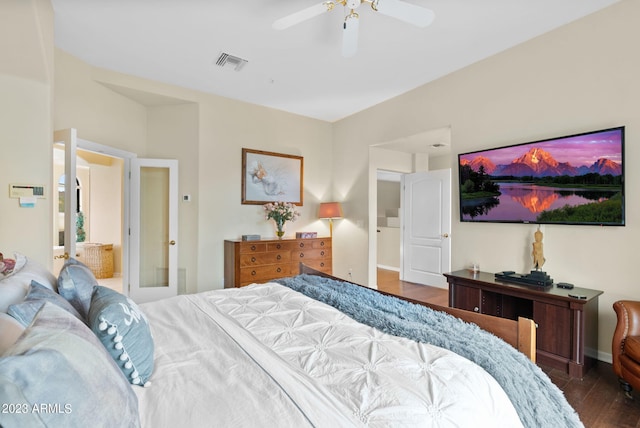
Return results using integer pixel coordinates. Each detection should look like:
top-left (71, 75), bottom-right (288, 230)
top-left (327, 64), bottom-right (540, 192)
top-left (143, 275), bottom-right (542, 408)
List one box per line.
top-left (135, 282), bottom-right (523, 427)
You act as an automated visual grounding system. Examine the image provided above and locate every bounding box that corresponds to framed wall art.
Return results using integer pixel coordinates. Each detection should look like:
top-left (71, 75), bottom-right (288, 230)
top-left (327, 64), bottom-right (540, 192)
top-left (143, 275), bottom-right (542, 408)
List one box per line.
top-left (241, 148), bottom-right (304, 205)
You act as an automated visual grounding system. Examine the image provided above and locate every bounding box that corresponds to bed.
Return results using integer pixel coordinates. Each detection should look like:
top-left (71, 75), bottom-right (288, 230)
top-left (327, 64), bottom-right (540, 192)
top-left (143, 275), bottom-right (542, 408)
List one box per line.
top-left (0, 255), bottom-right (583, 428)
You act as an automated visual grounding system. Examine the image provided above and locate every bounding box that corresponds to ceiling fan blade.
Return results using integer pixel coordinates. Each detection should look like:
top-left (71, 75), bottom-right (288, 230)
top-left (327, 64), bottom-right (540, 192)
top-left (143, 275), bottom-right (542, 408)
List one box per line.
top-left (342, 13), bottom-right (360, 57)
top-left (273, 1), bottom-right (337, 30)
top-left (372, 0), bottom-right (435, 28)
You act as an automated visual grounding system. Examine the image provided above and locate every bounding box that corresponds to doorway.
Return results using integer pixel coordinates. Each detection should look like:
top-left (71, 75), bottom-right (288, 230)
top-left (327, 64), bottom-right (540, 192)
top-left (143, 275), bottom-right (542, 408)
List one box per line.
top-left (368, 127), bottom-right (452, 288)
top-left (53, 135), bottom-right (135, 294)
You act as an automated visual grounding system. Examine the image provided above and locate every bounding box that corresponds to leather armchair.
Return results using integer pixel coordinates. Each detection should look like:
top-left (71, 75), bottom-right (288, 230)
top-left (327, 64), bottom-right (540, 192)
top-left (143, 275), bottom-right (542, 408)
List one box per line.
top-left (612, 300), bottom-right (640, 397)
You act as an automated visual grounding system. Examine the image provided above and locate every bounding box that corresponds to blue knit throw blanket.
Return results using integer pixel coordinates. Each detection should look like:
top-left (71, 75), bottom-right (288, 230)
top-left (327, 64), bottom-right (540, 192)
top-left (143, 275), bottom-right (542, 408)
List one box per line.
top-left (274, 274), bottom-right (583, 428)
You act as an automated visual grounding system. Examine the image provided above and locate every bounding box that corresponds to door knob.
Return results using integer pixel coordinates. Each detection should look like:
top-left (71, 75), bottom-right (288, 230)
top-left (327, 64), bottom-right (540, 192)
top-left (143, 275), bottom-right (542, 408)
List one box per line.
top-left (442, 233), bottom-right (449, 238)
top-left (169, 240), bottom-right (176, 246)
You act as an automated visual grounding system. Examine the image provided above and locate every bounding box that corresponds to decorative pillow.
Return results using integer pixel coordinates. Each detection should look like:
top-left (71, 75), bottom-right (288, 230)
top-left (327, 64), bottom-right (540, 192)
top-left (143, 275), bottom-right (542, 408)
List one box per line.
top-left (8, 281), bottom-right (84, 327)
top-left (0, 252), bottom-right (26, 277)
top-left (0, 255), bottom-right (57, 313)
top-left (57, 258), bottom-right (97, 319)
top-left (0, 303), bottom-right (141, 427)
top-left (0, 312), bottom-right (25, 355)
top-left (0, 279), bottom-right (28, 314)
top-left (88, 286), bottom-right (154, 386)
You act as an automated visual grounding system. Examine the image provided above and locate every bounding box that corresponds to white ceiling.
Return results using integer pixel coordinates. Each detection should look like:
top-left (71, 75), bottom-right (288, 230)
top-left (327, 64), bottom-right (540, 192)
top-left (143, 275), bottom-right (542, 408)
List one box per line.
top-left (51, 0), bottom-right (620, 123)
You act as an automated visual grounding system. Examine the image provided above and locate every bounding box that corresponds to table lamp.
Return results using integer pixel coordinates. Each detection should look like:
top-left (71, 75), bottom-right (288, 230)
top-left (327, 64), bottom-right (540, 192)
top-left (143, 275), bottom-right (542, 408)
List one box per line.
top-left (318, 202), bottom-right (343, 237)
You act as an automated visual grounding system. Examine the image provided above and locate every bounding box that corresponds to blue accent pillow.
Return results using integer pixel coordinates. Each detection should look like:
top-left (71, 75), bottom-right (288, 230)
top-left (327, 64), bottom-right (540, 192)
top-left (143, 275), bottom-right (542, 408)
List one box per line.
top-left (88, 286), bottom-right (154, 386)
top-left (57, 258), bottom-right (97, 320)
top-left (0, 303), bottom-right (140, 427)
top-left (8, 280), bottom-right (84, 327)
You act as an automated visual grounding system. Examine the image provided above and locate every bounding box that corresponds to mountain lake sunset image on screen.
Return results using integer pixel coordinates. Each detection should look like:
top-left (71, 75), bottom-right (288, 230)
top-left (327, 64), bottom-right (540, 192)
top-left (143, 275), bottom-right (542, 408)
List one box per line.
top-left (458, 127), bottom-right (624, 225)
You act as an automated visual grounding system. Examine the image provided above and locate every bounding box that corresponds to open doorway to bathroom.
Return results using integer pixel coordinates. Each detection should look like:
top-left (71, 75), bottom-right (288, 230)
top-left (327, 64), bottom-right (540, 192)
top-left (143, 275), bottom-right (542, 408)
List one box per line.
top-left (53, 146), bottom-right (124, 293)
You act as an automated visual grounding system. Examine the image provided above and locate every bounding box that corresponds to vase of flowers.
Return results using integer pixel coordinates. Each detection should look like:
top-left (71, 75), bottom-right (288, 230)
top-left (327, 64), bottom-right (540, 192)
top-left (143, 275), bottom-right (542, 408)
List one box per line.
top-left (263, 201), bottom-right (300, 239)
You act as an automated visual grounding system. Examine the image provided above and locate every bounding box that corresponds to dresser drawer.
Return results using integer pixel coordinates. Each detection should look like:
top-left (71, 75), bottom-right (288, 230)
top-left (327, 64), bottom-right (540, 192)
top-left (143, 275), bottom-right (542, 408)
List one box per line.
top-left (292, 248), bottom-right (331, 261)
top-left (311, 239), bottom-right (331, 249)
top-left (294, 259), bottom-right (332, 273)
top-left (239, 264), bottom-right (292, 284)
top-left (239, 251), bottom-right (291, 267)
top-left (294, 238), bottom-right (331, 250)
top-left (267, 242), bottom-right (292, 252)
top-left (239, 243), bottom-right (267, 254)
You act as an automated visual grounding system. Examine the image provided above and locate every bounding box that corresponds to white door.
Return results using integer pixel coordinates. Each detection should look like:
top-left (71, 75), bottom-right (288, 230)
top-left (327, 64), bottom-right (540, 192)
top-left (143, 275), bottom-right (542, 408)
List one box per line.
top-left (401, 170), bottom-right (451, 287)
top-left (129, 158), bottom-right (179, 303)
top-left (53, 129), bottom-right (78, 263)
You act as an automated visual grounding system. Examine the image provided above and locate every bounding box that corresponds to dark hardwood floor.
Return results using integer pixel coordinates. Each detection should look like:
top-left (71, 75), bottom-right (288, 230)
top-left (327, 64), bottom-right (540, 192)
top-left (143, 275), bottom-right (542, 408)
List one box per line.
top-left (376, 268), bottom-right (640, 427)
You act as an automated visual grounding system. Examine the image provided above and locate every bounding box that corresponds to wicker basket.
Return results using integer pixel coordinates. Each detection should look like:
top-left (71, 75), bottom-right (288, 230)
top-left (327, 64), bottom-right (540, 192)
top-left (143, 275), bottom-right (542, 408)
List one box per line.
top-left (84, 243), bottom-right (114, 279)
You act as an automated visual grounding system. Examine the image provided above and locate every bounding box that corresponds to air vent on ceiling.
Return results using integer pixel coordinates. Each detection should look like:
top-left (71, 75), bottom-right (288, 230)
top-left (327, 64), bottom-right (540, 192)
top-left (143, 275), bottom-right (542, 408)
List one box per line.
top-left (215, 53), bottom-right (248, 71)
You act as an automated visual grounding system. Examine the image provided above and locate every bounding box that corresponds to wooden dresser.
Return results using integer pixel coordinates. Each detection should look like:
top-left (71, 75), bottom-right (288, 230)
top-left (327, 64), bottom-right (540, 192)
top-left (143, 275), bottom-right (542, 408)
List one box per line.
top-left (224, 237), bottom-right (332, 287)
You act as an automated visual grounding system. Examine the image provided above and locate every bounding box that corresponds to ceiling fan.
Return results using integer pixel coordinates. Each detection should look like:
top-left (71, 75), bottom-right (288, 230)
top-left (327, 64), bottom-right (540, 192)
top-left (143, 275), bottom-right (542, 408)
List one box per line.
top-left (273, 0), bottom-right (435, 57)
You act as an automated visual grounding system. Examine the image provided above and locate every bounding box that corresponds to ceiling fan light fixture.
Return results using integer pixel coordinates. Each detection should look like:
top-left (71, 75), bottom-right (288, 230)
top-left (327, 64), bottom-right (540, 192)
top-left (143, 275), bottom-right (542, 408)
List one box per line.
top-left (345, 0), bottom-right (362, 9)
top-left (342, 12), bottom-right (359, 58)
top-left (372, 0), bottom-right (435, 28)
top-left (273, 1), bottom-right (336, 30)
top-left (272, 0), bottom-right (434, 57)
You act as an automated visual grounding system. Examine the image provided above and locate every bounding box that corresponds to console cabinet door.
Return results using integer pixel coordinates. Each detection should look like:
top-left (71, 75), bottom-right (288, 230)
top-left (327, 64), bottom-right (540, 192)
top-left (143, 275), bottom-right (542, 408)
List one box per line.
top-left (452, 284), bottom-right (482, 313)
top-left (534, 301), bottom-right (572, 359)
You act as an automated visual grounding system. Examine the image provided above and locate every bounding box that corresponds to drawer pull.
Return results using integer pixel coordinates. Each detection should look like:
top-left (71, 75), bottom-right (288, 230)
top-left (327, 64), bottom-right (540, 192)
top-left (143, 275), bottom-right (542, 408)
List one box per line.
top-left (251, 257), bottom-right (256, 263)
top-left (277, 267), bottom-right (282, 273)
top-left (320, 241), bottom-right (325, 246)
top-left (251, 270), bottom-right (257, 276)
top-left (250, 245), bottom-right (256, 251)
top-left (276, 244), bottom-right (281, 249)
top-left (320, 251), bottom-right (325, 256)
top-left (299, 243), bottom-right (305, 248)
top-left (276, 254), bottom-right (281, 260)
top-left (473, 306), bottom-right (479, 313)
top-left (299, 253), bottom-right (304, 258)
top-left (320, 262), bottom-right (325, 267)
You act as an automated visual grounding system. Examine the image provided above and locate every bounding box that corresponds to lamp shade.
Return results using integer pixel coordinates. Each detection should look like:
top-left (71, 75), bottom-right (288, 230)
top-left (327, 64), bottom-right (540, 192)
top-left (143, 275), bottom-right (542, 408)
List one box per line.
top-left (318, 202), bottom-right (343, 219)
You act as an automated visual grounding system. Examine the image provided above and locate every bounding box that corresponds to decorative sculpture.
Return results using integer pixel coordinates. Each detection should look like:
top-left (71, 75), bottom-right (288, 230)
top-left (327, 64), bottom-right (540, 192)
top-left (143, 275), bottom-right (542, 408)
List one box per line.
top-left (532, 228), bottom-right (545, 270)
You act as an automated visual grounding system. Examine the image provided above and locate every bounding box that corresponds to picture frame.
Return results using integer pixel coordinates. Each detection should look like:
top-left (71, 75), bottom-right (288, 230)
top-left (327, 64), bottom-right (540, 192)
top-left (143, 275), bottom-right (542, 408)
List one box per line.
top-left (241, 148), bottom-right (304, 205)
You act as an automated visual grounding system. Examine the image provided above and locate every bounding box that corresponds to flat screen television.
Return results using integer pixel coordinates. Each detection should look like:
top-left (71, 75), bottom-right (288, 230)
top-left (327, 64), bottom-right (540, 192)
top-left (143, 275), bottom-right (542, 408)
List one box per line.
top-left (458, 126), bottom-right (625, 226)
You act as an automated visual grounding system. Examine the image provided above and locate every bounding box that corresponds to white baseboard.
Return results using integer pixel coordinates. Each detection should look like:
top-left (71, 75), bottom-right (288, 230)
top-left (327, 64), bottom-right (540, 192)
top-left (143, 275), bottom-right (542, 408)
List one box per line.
top-left (377, 264), bottom-right (399, 272)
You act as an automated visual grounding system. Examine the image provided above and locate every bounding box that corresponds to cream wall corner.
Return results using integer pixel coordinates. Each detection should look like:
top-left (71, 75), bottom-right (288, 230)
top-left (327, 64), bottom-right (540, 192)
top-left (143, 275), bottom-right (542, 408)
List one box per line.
top-left (0, 0), bottom-right (54, 267)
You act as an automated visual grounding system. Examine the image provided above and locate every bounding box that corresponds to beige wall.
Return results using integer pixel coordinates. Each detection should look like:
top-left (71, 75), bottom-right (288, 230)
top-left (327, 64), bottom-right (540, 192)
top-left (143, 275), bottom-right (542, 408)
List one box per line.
top-left (377, 180), bottom-right (400, 220)
top-left (333, 0), bottom-right (639, 361)
top-left (146, 103), bottom-right (198, 294)
top-left (195, 97), bottom-right (333, 290)
top-left (0, 0), bottom-right (53, 266)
